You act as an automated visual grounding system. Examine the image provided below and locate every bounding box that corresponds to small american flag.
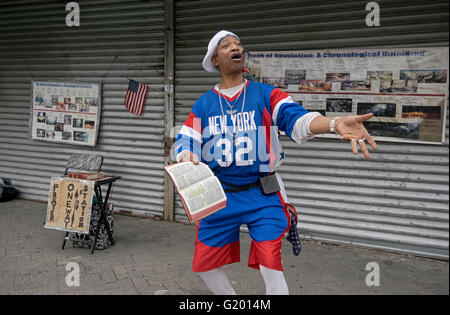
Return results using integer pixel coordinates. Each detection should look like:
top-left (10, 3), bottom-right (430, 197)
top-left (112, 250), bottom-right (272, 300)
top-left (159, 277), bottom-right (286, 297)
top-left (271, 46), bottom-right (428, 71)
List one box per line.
top-left (125, 80), bottom-right (148, 115)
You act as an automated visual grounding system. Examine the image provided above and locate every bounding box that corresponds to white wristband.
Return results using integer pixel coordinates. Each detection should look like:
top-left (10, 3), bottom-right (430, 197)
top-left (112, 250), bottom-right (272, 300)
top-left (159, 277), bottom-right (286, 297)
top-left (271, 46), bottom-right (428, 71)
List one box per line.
top-left (330, 117), bottom-right (339, 134)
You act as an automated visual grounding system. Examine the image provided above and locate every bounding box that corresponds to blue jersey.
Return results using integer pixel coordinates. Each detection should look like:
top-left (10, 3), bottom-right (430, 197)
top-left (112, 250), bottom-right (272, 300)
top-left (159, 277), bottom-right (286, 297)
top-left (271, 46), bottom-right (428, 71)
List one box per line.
top-left (175, 80), bottom-right (315, 185)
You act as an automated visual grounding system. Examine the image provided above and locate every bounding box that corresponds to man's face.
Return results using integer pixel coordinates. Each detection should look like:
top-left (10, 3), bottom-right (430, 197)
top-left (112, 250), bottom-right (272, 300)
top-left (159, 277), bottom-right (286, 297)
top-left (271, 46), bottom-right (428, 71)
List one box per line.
top-left (212, 36), bottom-right (245, 75)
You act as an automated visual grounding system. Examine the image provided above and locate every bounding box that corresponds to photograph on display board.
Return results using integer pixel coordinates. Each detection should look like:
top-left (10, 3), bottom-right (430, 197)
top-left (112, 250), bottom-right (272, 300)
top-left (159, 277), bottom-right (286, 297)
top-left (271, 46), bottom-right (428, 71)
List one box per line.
top-left (340, 80), bottom-right (371, 91)
top-left (84, 120), bottom-right (95, 129)
top-left (64, 115), bottom-right (72, 125)
top-left (56, 102), bottom-right (65, 111)
top-left (73, 131), bottom-right (89, 143)
top-left (51, 95), bottom-right (58, 105)
top-left (326, 98), bottom-right (353, 113)
top-left (54, 123), bottom-right (64, 132)
top-left (299, 80), bottom-right (332, 92)
top-left (45, 114), bottom-right (56, 125)
top-left (46, 130), bottom-right (55, 139)
top-left (366, 70), bottom-right (393, 81)
top-left (363, 122), bottom-right (419, 140)
top-left (62, 132), bottom-right (72, 141)
top-left (37, 112), bottom-right (45, 123)
top-left (75, 97), bottom-right (84, 105)
top-left (72, 118), bottom-right (83, 128)
top-left (402, 105), bottom-right (442, 120)
top-left (68, 103), bottom-right (77, 111)
top-left (85, 97), bottom-right (98, 106)
top-left (79, 102), bottom-right (89, 112)
top-left (262, 77), bottom-right (286, 89)
top-left (357, 102), bottom-right (397, 117)
top-left (326, 73), bottom-right (350, 82)
top-left (35, 94), bottom-right (44, 107)
top-left (400, 69), bottom-right (447, 83)
top-left (284, 70), bottom-right (306, 85)
top-left (36, 129), bottom-right (45, 138)
top-left (380, 80), bottom-right (419, 93)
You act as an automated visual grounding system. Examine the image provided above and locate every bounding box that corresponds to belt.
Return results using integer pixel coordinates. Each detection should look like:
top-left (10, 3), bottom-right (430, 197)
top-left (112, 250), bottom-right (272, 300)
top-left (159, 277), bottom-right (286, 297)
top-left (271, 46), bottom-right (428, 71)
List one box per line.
top-left (220, 180), bottom-right (261, 193)
top-left (220, 172), bottom-right (276, 193)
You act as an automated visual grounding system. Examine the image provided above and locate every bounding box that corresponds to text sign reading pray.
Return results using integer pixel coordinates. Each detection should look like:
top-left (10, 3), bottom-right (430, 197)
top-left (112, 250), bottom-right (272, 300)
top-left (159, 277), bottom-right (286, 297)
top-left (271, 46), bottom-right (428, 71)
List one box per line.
top-left (45, 177), bottom-right (94, 234)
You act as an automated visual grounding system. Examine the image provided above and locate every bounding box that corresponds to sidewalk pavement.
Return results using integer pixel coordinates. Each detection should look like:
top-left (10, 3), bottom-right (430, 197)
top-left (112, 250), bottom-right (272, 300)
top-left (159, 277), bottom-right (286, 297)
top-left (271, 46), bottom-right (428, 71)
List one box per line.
top-left (0, 199), bottom-right (448, 295)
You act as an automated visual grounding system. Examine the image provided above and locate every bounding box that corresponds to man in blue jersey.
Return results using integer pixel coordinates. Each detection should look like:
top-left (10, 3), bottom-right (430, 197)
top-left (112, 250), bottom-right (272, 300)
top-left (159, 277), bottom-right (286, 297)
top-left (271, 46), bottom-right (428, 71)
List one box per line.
top-left (175, 30), bottom-right (377, 295)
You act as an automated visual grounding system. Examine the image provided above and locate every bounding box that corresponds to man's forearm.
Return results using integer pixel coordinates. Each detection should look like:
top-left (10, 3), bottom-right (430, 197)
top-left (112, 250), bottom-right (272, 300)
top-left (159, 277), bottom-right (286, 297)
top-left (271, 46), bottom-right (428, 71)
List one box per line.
top-left (309, 115), bottom-right (335, 135)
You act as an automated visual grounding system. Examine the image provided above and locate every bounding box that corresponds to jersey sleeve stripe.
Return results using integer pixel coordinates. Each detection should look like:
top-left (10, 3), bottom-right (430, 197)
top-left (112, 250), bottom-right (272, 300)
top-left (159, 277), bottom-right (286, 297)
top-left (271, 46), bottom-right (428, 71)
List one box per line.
top-left (179, 124), bottom-right (202, 142)
top-left (270, 88), bottom-right (290, 113)
top-left (262, 107), bottom-right (277, 172)
top-left (184, 111), bottom-right (202, 134)
top-left (272, 95), bottom-right (294, 125)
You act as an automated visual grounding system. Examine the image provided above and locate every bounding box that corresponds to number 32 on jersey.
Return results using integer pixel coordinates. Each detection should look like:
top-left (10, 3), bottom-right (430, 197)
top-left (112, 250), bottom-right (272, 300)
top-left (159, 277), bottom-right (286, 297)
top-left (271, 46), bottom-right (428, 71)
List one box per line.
top-left (216, 136), bottom-right (254, 167)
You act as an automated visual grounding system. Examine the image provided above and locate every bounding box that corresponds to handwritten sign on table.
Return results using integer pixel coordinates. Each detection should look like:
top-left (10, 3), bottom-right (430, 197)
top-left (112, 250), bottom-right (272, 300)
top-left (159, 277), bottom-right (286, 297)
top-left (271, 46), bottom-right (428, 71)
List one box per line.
top-left (45, 177), bottom-right (94, 234)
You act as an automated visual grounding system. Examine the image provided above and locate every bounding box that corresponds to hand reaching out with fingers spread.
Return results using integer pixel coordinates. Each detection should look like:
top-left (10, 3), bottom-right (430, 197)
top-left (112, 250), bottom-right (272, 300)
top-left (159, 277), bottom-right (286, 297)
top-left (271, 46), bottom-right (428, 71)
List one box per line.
top-left (335, 113), bottom-right (378, 160)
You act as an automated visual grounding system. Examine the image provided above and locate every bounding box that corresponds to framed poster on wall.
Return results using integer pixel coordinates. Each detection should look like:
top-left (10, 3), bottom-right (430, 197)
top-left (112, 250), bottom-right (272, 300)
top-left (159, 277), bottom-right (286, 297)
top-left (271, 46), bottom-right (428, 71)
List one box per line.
top-left (30, 80), bottom-right (102, 146)
top-left (246, 47), bottom-right (448, 145)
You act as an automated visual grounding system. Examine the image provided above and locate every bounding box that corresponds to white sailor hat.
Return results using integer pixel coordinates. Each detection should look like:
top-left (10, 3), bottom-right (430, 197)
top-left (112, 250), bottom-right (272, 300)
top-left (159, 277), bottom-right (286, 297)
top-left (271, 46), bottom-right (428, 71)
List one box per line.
top-left (202, 30), bottom-right (240, 72)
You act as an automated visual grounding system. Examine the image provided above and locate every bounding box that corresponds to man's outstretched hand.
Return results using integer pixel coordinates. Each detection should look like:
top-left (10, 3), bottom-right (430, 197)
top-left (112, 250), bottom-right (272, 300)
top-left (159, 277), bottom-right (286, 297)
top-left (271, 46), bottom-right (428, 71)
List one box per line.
top-left (335, 113), bottom-right (378, 160)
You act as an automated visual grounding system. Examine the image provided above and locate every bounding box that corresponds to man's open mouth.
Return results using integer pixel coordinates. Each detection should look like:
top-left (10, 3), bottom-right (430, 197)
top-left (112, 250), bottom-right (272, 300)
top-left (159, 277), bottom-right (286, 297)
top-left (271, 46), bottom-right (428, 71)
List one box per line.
top-left (231, 52), bottom-right (242, 61)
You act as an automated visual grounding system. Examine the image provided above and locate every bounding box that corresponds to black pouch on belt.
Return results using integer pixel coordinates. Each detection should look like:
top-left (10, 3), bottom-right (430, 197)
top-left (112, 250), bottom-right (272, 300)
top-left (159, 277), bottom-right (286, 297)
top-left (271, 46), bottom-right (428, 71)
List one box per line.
top-left (259, 173), bottom-right (280, 195)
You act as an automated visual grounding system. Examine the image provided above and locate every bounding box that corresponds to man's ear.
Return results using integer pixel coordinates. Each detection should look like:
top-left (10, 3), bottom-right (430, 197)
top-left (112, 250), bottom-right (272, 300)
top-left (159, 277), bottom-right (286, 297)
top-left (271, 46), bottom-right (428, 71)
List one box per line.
top-left (211, 55), bottom-right (219, 70)
top-left (211, 55), bottom-right (218, 67)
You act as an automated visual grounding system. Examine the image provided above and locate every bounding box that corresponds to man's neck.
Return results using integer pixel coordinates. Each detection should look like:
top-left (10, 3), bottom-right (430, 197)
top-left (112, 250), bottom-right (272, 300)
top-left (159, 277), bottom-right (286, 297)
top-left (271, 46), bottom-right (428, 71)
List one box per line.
top-left (219, 73), bottom-right (244, 90)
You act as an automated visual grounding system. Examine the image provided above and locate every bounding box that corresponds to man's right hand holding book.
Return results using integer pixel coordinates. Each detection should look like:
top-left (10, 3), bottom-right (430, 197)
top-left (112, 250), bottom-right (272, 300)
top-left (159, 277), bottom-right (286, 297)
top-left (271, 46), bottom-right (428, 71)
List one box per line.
top-left (177, 150), bottom-right (199, 165)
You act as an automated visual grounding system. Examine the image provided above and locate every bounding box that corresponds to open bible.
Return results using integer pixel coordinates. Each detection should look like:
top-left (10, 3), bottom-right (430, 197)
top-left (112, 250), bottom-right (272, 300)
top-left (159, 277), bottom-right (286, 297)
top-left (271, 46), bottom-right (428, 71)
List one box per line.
top-left (164, 162), bottom-right (227, 223)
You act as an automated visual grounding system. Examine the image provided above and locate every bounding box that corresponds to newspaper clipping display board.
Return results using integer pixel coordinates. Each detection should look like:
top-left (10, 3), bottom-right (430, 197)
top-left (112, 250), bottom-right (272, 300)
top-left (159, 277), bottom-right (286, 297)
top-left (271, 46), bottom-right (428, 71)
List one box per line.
top-left (30, 81), bottom-right (101, 146)
top-left (45, 177), bottom-right (94, 234)
top-left (246, 47), bottom-right (448, 144)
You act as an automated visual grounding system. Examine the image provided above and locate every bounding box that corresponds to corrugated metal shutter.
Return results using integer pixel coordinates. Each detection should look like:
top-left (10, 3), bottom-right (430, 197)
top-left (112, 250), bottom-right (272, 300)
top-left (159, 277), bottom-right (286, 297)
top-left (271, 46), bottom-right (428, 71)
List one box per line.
top-left (0, 0), bottom-right (166, 217)
top-left (174, 0), bottom-right (449, 259)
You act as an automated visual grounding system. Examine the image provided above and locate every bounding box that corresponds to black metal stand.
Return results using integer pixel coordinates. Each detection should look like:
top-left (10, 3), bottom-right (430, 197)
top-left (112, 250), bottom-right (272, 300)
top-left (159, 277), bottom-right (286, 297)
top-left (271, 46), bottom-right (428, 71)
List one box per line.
top-left (61, 176), bottom-right (120, 254)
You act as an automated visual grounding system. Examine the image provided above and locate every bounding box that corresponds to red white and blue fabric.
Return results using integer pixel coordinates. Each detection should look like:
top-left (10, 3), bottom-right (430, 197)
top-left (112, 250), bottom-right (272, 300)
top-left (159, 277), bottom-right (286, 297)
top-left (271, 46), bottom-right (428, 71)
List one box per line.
top-left (193, 182), bottom-right (290, 272)
top-left (285, 203), bottom-right (302, 256)
top-left (175, 80), bottom-right (317, 272)
top-left (175, 80), bottom-right (319, 184)
top-left (125, 80), bottom-right (148, 115)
